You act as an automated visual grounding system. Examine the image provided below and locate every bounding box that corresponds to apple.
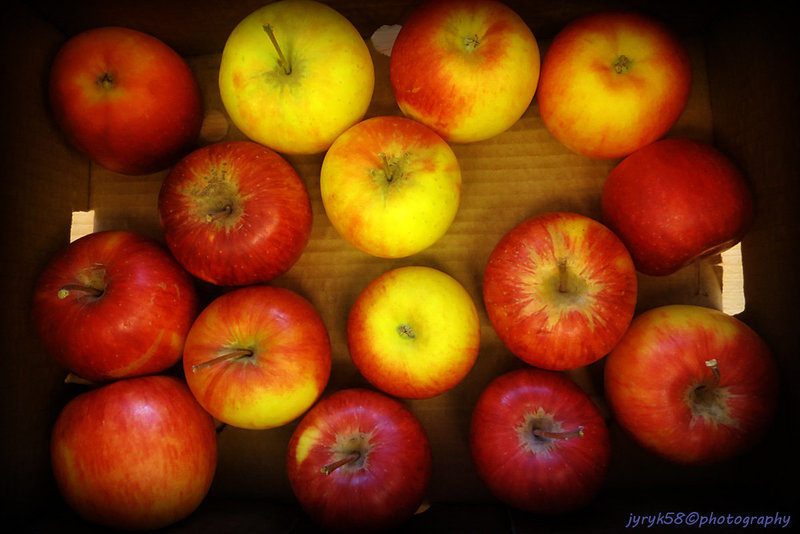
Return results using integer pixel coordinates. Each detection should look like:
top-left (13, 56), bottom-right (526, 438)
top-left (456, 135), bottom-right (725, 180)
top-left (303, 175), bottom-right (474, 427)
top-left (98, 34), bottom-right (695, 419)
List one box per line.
top-left (31, 230), bottom-right (198, 383)
top-left (182, 285), bottom-right (331, 430)
top-left (320, 116), bottom-right (461, 258)
top-left (347, 266), bottom-right (480, 399)
top-left (218, 0), bottom-right (374, 154)
top-left (51, 375), bottom-right (217, 530)
top-left (470, 368), bottom-right (610, 514)
top-left (286, 388), bottom-right (432, 533)
top-left (601, 137), bottom-right (754, 276)
top-left (483, 212), bottom-right (637, 371)
top-left (390, 0), bottom-right (540, 143)
top-left (49, 26), bottom-right (202, 175)
top-left (537, 11), bottom-right (692, 159)
top-left (158, 140), bottom-right (312, 286)
top-left (604, 304), bottom-right (780, 465)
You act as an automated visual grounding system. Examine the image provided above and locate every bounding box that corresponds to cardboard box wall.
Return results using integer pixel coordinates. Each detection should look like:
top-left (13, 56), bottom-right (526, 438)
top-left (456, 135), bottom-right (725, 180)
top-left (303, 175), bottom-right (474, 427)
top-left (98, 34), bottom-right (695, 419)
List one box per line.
top-left (2, 1), bottom-right (797, 531)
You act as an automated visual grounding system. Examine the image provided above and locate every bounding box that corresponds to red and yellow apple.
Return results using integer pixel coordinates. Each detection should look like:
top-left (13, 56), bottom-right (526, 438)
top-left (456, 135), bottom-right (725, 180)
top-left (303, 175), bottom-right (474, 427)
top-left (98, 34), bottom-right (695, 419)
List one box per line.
top-left (601, 137), bottom-right (754, 276)
top-left (470, 368), bottom-right (610, 514)
top-left (287, 388), bottom-right (431, 533)
top-left (320, 116), bottom-right (461, 258)
top-left (49, 26), bottom-right (202, 175)
top-left (604, 304), bottom-right (780, 465)
top-left (218, 0), bottom-right (374, 154)
top-left (31, 230), bottom-right (198, 383)
top-left (390, 0), bottom-right (540, 143)
top-left (158, 140), bottom-right (312, 286)
top-left (51, 375), bottom-right (217, 530)
top-left (347, 266), bottom-right (480, 399)
top-left (483, 212), bottom-right (637, 370)
top-left (537, 11), bottom-right (692, 159)
top-left (183, 285), bottom-right (331, 430)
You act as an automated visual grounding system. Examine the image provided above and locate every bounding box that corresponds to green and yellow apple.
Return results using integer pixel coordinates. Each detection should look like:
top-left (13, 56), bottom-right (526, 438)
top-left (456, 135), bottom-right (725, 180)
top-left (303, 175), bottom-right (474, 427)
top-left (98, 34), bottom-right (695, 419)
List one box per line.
top-left (218, 0), bottom-right (374, 154)
top-left (537, 11), bottom-right (692, 159)
top-left (390, 0), bottom-right (540, 143)
top-left (347, 266), bottom-right (480, 399)
top-left (320, 116), bottom-right (461, 258)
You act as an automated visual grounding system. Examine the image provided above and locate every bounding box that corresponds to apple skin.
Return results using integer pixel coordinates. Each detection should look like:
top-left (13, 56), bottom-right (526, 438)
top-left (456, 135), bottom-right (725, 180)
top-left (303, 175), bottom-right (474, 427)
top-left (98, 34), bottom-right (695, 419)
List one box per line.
top-left (49, 26), bottom-right (202, 175)
top-left (51, 375), bottom-right (217, 530)
top-left (158, 140), bottom-right (312, 286)
top-left (31, 230), bottom-right (199, 383)
top-left (347, 266), bottom-right (480, 399)
top-left (182, 285), bottom-right (331, 430)
top-left (218, 0), bottom-right (374, 155)
top-left (286, 388), bottom-right (432, 533)
top-left (604, 304), bottom-right (780, 465)
top-left (470, 368), bottom-right (610, 514)
top-left (320, 116), bottom-right (461, 258)
top-left (601, 137), bottom-right (754, 276)
top-left (483, 212), bottom-right (637, 371)
top-left (537, 11), bottom-right (692, 159)
top-left (390, 0), bottom-right (540, 143)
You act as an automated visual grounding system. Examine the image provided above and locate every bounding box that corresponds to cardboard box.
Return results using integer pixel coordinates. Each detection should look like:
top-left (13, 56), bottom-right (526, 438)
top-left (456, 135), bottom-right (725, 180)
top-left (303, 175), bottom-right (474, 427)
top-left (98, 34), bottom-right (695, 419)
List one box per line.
top-left (2, 1), bottom-right (797, 531)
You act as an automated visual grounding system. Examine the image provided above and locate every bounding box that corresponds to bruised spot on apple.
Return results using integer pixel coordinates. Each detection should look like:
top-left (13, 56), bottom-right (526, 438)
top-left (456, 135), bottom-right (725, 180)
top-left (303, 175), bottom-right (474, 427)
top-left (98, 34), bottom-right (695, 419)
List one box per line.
top-left (604, 305), bottom-right (779, 465)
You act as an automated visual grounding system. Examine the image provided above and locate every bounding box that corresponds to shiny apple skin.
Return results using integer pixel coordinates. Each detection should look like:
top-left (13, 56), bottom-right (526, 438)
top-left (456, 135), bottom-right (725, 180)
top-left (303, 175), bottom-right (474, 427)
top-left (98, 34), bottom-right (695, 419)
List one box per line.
top-left (51, 375), bottom-right (217, 530)
top-left (158, 140), bottom-right (312, 287)
top-left (287, 388), bottom-right (432, 533)
top-left (183, 285), bottom-right (331, 430)
top-left (470, 368), bottom-right (610, 514)
top-left (483, 212), bottom-right (637, 370)
top-left (31, 230), bottom-right (199, 382)
top-left (49, 26), bottom-right (202, 175)
top-left (604, 304), bottom-right (780, 465)
top-left (601, 138), bottom-right (754, 276)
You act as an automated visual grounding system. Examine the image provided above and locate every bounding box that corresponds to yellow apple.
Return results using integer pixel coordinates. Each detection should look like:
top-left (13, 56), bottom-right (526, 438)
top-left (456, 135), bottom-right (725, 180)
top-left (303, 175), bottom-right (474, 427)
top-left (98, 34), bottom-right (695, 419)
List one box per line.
top-left (320, 116), bottom-right (461, 258)
top-left (218, 0), bottom-right (374, 154)
top-left (347, 266), bottom-right (481, 399)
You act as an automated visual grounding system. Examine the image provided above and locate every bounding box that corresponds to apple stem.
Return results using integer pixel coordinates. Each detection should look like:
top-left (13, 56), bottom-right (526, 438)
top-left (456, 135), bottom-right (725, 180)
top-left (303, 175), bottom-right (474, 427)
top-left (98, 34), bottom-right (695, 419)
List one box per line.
top-left (263, 24), bottom-right (291, 75)
top-left (557, 258), bottom-right (569, 293)
top-left (321, 451), bottom-right (361, 475)
top-left (192, 349), bottom-right (254, 373)
top-left (206, 204), bottom-right (233, 223)
top-left (58, 284), bottom-right (103, 299)
top-left (379, 153), bottom-right (395, 183)
top-left (705, 358), bottom-right (721, 387)
top-left (533, 426), bottom-right (584, 440)
top-left (64, 373), bottom-right (99, 387)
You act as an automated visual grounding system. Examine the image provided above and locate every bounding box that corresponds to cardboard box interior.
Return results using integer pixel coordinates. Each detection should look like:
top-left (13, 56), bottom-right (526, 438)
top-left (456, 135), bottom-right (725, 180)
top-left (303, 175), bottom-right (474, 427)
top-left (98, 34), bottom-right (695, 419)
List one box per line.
top-left (2, 1), bottom-right (798, 531)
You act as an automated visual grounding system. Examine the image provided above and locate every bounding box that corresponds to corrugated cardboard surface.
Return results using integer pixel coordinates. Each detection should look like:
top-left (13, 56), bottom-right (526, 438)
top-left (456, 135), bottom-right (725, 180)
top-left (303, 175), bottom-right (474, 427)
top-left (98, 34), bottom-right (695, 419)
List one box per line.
top-left (2, 1), bottom-right (798, 531)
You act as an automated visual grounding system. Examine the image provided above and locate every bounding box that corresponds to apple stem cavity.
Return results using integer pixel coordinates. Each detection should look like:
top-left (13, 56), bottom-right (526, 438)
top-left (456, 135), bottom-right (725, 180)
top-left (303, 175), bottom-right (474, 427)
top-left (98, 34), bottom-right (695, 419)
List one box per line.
top-left (263, 24), bottom-right (291, 75)
top-left (321, 451), bottom-right (361, 475)
top-left (533, 426), bottom-right (585, 440)
top-left (192, 349), bottom-right (255, 373)
top-left (613, 55), bottom-right (633, 74)
top-left (57, 284), bottom-right (104, 299)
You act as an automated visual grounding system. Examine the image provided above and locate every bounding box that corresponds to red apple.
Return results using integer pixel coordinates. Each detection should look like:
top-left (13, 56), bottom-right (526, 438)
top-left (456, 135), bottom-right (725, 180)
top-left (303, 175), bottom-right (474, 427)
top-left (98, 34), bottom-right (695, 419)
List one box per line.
top-left (470, 368), bottom-right (610, 514)
top-left (51, 375), bottom-right (217, 530)
top-left (287, 388), bottom-right (432, 533)
top-left (483, 212), bottom-right (637, 371)
top-left (31, 230), bottom-right (199, 383)
top-left (601, 137), bottom-right (754, 276)
top-left (183, 285), bottom-right (331, 430)
top-left (347, 266), bottom-right (481, 399)
top-left (390, 0), bottom-right (540, 143)
top-left (537, 11), bottom-right (692, 159)
top-left (604, 304), bottom-right (780, 465)
top-left (158, 140), bottom-right (312, 287)
top-left (49, 26), bottom-right (202, 175)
